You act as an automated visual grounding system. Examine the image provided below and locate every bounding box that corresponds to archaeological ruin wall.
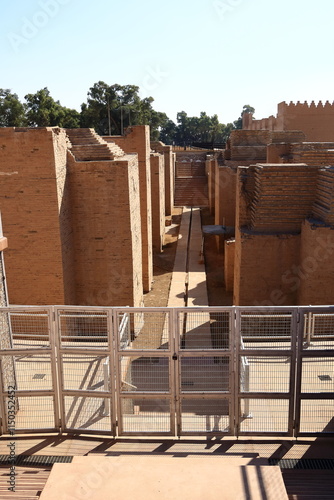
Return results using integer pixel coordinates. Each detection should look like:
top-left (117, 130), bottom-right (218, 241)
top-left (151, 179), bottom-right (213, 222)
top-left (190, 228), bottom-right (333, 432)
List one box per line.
top-left (231, 163), bottom-right (334, 306)
top-left (243, 101), bottom-right (334, 142)
top-left (0, 127), bottom-right (146, 308)
top-left (104, 126), bottom-right (153, 292)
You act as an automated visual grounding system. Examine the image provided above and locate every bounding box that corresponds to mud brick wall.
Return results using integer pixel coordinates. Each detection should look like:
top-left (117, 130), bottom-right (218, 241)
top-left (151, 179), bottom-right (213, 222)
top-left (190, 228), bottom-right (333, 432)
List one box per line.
top-left (234, 230), bottom-right (301, 306)
top-left (313, 167), bottom-right (334, 225)
top-left (206, 157), bottom-right (216, 215)
top-left (0, 128), bottom-right (67, 305)
top-left (250, 164), bottom-right (319, 233)
top-left (105, 126), bottom-right (153, 292)
top-left (151, 141), bottom-right (174, 215)
top-left (224, 239), bottom-right (235, 293)
top-left (244, 101), bottom-right (334, 142)
top-left (215, 166), bottom-right (237, 228)
top-left (150, 153), bottom-right (165, 252)
top-left (298, 220), bottom-right (334, 305)
top-left (68, 153), bottom-right (143, 308)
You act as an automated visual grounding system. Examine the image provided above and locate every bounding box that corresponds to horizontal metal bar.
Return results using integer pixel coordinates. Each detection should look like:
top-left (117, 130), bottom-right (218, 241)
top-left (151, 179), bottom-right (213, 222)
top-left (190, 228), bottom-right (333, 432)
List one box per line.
top-left (116, 350), bottom-right (173, 356)
top-left (298, 394), bottom-right (334, 400)
top-left (118, 394), bottom-right (174, 400)
top-left (58, 348), bottom-right (110, 355)
top-left (0, 349), bottom-right (53, 356)
top-left (61, 391), bottom-right (113, 398)
top-left (238, 393), bottom-right (294, 399)
top-left (239, 350), bottom-right (293, 356)
top-left (179, 394), bottom-right (232, 400)
top-left (298, 350), bottom-right (334, 357)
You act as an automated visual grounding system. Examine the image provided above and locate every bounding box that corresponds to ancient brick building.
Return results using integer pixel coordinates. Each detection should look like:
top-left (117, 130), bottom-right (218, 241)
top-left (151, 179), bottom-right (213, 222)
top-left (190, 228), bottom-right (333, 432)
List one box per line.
top-left (243, 101), bottom-right (334, 142)
top-left (229, 164), bottom-right (334, 306)
top-left (0, 126), bottom-right (168, 307)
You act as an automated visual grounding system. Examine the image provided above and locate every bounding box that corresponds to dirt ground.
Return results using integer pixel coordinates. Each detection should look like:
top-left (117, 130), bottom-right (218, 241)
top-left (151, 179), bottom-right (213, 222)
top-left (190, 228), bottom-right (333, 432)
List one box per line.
top-left (144, 207), bottom-right (233, 307)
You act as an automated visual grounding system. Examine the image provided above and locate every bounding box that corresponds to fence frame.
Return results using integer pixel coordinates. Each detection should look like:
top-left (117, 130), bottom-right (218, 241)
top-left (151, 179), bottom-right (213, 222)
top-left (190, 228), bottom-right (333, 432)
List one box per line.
top-left (0, 305), bottom-right (333, 437)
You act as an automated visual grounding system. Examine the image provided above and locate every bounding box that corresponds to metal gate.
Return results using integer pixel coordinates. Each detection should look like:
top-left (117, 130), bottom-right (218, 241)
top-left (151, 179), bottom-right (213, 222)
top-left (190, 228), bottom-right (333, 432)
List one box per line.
top-left (0, 307), bottom-right (60, 434)
top-left (0, 306), bottom-right (333, 437)
top-left (235, 308), bottom-right (298, 436)
top-left (295, 307), bottom-right (334, 437)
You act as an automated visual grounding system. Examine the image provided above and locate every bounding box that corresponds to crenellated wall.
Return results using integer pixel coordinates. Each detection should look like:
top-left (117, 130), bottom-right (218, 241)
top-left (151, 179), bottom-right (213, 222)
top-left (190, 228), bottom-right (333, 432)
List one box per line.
top-left (243, 101), bottom-right (334, 142)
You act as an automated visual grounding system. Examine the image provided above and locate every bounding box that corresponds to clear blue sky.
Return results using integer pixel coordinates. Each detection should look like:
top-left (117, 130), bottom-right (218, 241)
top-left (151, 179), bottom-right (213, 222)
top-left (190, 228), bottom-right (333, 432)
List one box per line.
top-left (1, 0), bottom-right (334, 124)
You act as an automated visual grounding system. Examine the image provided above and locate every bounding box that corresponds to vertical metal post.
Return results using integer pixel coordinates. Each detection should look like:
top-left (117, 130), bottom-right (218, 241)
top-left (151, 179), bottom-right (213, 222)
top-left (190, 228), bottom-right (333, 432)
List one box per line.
top-left (0, 356), bottom-right (6, 434)
top-left (169, 309), bottom-right (176, 437)
top-left (53, 307), bottom-right (65, 433)
top-left (293, 308), bottom-right (305, 438)
top-left (173, 308), bottom-right (181, 437)
top-left (49, 307), bottom-right (62, 433)
top-left (107, 308), bottom-right (117, 436)
top-left (233, 306), bottom-right (239, 436)
top-left (113, 308), bottom-right (122, 436)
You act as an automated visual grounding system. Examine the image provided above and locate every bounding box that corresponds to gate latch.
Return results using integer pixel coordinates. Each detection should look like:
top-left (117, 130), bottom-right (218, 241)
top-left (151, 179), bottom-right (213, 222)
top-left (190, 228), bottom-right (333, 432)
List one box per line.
top-left (172, 353), bottom-right (178, 361)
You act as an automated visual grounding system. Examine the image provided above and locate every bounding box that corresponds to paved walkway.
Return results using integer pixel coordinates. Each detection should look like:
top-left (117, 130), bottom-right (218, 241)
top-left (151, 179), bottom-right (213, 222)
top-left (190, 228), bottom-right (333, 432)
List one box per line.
top-left (167, 207), bottom-right (208, 307)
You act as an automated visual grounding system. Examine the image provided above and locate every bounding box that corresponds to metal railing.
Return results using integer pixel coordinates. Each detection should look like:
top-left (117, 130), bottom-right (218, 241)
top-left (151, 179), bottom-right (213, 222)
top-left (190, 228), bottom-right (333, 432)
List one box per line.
top-left (0, 305), bottom-right (333, 438)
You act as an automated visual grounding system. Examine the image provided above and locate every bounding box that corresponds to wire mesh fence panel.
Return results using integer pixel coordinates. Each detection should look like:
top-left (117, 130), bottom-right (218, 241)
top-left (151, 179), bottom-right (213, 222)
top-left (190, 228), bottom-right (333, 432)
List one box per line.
top-left (238, 399), bottom-right (290, 434)
top-left (1, 354), bottom-right (53, 392)
top-left (5, 396), bottom-right (56, 431)
top-left (299, 400), bottom-right (334, 434)
top-left (64, 396), bottom-right (112, 433)
top-left (0, 311), bottom-right (14, 350)
top-left (57, 310), bottom-right (109, 349)
top-left (302, 312), bottom-right (334, 349)
top-left (301, 358), bottom-right (334, 393)
top-left (239, 312), bottom-right (293, 350)
top-left (120, 398), bottom-right (171, 434)
top-left (61, 354), bottom-right (111, 393)
top-left (240, 356), bottom-right (291, 393)
top-left (116, 310), bottom-right (170, 351)
top-left (178, 310), bottom-right (231, 350)
top-left (119, 356), bottom-right (170, 393)
top-left (180, 398), bottom-right (230, 433)
top-left (180, 356), bottom-right (230, 393)
top-left (8, 311), bottom-right (51, 349)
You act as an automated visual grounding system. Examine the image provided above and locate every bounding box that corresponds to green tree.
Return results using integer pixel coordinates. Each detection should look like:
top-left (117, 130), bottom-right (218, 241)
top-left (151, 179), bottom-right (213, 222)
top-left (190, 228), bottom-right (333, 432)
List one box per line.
top-left (25, 87), bottom-right (79, 127)
top-left (0, 89), bottom-right (26, 127)
top-left (81, 81), bottom-right (168, 139)
top-left (233, 104), bottom-right (255, 129)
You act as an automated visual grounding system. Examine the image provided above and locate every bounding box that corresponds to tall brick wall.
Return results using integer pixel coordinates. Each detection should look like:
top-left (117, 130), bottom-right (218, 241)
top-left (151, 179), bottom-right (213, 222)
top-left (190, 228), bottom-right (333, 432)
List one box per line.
top-left (224, 239), bottom-right (235, 292)
top-left (0, 128), bottom-right (66, 305)
top-left (206, 157), bottom-right (216, 215)
top-left (232, 163), bottom-right (334, 305)
top-left (151, 141), bottom-right (174, 215)
top-left (67, 153), bottom-right (143, 307)
top-left (214, 166), bottom-right (237, 228)
top-left (150, 153), bottom-right (165, 252)
top-left (250, 164), bottom-right (318, 233)
top-left (53, 129), bottom-right (76, 304)
top-left (104, 126), bottom-right (153, 292)
top-left (244, 101), bottom-right (334, 142)
top-left (298, 220), bottom-right (334, 305)
top-left (233, 230), bottom-right (301, 306)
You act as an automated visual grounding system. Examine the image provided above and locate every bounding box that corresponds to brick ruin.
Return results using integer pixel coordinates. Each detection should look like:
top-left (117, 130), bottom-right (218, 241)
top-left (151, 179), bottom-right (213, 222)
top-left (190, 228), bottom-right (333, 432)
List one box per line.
top-left (1, 98), bottom-right (334, 309)
top-left (0, 126), bottom-right (172, 307)
top-left (243, 100), bottom-right (334, 142)
top-left (206, 100), bottom-right (334, 306)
